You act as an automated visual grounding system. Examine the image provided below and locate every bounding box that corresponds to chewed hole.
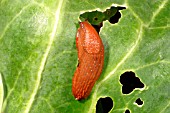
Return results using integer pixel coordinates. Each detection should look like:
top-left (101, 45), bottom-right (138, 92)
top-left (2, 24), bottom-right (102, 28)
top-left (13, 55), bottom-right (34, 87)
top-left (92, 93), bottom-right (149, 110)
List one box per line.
top-left (135, 98), bottom-right (144, 107)
top-left (109, 11), bottom-right (121, 24)
top-left (79, 6), bottom-right (126, 33)
top-left (96, 97), bottom-right (113, 113)
top-left (94, 17), bottom-right (98, 21)
top-left (120, 71), bottom-right (144, 94)
top-left (125, 109), bottom-right (130, 113)
top-left (109, 7), bottom-right (126, 24)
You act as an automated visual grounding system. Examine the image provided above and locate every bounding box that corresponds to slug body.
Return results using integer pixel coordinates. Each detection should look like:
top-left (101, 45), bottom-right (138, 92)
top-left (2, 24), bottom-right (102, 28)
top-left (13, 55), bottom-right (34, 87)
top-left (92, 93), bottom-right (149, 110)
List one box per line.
top-left (72, 21), bottom-right (104, 100)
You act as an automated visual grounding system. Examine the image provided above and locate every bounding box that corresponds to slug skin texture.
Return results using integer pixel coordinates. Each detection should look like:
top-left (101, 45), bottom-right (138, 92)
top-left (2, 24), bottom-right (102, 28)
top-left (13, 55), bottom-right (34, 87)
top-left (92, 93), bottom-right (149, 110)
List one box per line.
top-left (72, 21), bottom-right (104, 100)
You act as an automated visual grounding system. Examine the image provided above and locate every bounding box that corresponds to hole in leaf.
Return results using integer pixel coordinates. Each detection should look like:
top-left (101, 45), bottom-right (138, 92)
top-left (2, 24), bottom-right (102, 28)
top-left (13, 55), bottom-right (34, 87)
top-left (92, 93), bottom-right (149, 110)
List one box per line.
top-left (135, 98), bottom-right (143, 106)
top-left (79, 6), bottom-right (126, 32)
top-left (120, 71), bottom-right (144, 94)
top-left (109, 7), bottom-right (126, 24)
top-left (109, 11), bottom-right (121, 24)
top-left (125, 109), bottom-right (130, 113)
top-left (96, 97), bottom-right (113, 113)
top-left (94, 17), bottom-right (98, 21)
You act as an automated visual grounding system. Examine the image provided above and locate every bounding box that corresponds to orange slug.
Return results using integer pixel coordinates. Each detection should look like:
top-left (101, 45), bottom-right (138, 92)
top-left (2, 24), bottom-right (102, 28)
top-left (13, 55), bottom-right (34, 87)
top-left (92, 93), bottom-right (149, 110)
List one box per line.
top-left (72, 21), bottom-right (104, 100)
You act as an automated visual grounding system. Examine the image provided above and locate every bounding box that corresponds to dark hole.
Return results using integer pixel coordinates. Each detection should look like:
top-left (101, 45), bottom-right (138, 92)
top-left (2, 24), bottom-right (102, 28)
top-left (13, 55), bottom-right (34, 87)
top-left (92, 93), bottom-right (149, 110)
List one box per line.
top-left (120, 71), bottom-right (144, 94)
top-left (94, 17), bottom-right (98, 21)
top-left (79, 6), bottom-right (126, 33)
top-left (109, 11), bottom-right (121, 24)
top-left (118, 7), bottom-right (126, 10)
top-left (92, 23), bottom-right (103, 33)
top-left (135, 98), bottom-right (143, 105)
top-left (96, 97), bottom-right (113, 113)
top-left (109, 7), bottom-right (126, 24)
top-left (125, 109), bottom-right (130, 113)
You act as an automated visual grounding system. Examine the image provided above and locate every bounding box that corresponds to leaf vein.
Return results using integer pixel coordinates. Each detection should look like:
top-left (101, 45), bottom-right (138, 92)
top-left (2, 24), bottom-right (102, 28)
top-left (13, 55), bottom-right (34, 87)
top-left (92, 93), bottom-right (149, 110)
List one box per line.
top-left (24, 0), bottom-right (64, 113)
top-left (0, 4), bottom-right (31, 40)
top-left (88, 23), bottom-right (143, 113)
top-left (147, 0), bottom-right (168, 27)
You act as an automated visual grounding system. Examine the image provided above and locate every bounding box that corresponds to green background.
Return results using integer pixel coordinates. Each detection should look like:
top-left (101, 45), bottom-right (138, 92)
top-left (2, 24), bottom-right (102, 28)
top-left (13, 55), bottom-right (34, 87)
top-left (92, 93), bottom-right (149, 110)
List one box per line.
top-left (0, 0), bottom-right (169, 113)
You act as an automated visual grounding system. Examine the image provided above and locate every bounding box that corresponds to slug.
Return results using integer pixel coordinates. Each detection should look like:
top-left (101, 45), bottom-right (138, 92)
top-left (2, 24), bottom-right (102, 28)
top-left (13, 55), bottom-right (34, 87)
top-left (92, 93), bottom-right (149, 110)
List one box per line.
top-left (72, 21), bottom-right (104, 100)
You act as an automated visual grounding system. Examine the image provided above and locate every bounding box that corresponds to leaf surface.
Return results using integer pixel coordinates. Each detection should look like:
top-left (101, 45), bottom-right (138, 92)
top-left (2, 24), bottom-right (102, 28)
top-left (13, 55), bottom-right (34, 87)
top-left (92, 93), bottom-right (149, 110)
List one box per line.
top-left (0, 0), bottom-right (169, 113)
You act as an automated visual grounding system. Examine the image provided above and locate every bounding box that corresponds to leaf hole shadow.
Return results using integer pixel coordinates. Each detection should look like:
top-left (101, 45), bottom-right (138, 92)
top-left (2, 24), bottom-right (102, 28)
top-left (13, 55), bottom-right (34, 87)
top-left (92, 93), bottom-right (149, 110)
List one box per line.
top-left (96, 97), bottom-right (113, 113)
top-left (119, 71), bottom-right (144, 94)
top-left (125, 109), bottom-right (131, 113)
top-left (79, 6), bottom-right (126, 33)
top-left (135, 98), bottom-right (144, 106)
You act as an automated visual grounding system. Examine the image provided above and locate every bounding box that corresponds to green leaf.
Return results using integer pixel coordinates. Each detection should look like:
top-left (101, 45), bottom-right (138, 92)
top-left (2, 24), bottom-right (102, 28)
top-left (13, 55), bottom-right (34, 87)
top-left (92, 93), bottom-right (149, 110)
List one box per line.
top-left (80, 11), bottom-right (105, 25)
top-left (0, 0), bottom-right (169, 113)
